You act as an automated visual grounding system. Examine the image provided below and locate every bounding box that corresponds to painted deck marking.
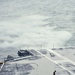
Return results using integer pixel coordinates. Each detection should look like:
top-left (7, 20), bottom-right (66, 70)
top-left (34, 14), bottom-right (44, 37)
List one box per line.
top-left (33, 49), bottom-right (75, 75)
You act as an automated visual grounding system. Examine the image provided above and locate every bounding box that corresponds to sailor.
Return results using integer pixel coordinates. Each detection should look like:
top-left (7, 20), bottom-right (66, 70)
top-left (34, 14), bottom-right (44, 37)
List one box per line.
top-left (53, 70), bottom-right (56, 75)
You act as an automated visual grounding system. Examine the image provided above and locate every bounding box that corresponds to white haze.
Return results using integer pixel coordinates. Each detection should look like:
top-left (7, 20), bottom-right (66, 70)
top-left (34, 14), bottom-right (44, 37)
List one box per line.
top-left (0, 15), bottom-right (72, 49)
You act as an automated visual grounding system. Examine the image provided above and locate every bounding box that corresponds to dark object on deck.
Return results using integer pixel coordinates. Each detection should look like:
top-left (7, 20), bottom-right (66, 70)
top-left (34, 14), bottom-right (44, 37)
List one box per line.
top-left (50, 53), bottom-right (55, 57)
top-left (18, 50), bottom-right (33, 57)
top-left (53, 70), bottom-right (56, 75)
top-left (0, 62), bottom-right (3, 65)
top-left (5, 55), bottom-right (14, 61)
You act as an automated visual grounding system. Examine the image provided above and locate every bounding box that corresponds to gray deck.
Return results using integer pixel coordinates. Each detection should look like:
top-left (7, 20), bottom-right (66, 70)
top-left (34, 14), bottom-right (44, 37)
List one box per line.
top-left (0, 63), bottom-right (33, 75)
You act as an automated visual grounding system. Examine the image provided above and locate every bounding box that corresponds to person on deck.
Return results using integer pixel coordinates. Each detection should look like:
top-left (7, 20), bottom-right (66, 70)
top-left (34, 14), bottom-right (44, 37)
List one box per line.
top-left (53, 70), bottom-right (56, 75)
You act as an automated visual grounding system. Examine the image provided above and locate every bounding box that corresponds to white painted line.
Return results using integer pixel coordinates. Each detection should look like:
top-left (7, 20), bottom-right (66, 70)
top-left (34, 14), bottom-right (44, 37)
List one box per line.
top-left (47, 49), bottom-right (75, 65)
top-left (0, 62), bottom-right (4, 71)
top-left (34, 50), bottom-right (75, 75)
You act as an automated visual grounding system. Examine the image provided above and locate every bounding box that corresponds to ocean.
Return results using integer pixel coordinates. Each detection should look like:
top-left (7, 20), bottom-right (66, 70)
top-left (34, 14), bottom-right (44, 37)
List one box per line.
top-left (0, 0), bottom-right (75, 57)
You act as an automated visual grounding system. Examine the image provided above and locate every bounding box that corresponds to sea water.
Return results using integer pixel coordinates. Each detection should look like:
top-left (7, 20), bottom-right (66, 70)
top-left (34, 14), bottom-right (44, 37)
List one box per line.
top-left (0, 0), bottom-right (74, 54)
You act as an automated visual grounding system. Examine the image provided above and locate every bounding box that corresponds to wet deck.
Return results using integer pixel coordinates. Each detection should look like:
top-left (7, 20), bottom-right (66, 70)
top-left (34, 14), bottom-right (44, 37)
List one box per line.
top-left (0, 63), bottom-right (33, 75)
top-left (0, 50), bottom-right (55, 75)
